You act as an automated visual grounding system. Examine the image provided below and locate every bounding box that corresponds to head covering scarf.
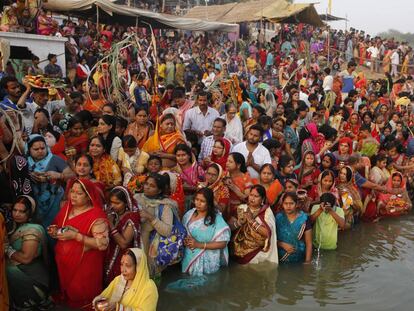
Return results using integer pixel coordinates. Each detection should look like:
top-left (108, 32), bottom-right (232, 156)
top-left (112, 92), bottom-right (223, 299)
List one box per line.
top-left (110, 186), bottom-right (138, 212)
top-left (26, 134), bottom-right (53, 172)
top-left (317, 169), bottom-right (339, 200)
top-left (98, 248), bottom-right (158, 311)
top-left (337, 166), bottom-right (363, 213)
top-left (303, 122), bottom-right (325, 155)
top-left (210, 138), bottom-right (231, 170)
top-left (64, 178), bottom-right (104, 211)
top-left (142, 114), bottom-right (185, 154)
top-left (16, 195), bottom-right (36, 215)
top-left (320, 153), bottom-right (336, 171)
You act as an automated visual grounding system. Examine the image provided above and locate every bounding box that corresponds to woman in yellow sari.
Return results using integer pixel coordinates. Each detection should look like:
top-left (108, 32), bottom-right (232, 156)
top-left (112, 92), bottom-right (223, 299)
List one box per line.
top-left (93, 248), bottom-right (158, 311)
top-left (142, 113), bottom-right (186, 168)
top-left (382, 50), bottom-right (392, 74)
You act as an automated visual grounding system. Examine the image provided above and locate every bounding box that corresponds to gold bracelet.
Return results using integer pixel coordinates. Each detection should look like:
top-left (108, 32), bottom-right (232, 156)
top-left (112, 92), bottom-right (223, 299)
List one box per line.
top-left (203, 242), bottom-right (207, 250)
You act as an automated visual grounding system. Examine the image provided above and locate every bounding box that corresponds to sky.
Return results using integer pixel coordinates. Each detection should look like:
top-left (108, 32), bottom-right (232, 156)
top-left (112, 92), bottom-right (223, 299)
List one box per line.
top-left (297, 0), bottom-right (414, 35)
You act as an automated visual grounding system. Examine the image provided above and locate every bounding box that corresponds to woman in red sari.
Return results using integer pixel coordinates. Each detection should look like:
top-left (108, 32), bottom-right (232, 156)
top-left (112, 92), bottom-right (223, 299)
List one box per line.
top-left (50, 178), bottom-right (109, 310)
top-left (105, 186), bottom-right (141, 286)
top-left (65, 117), bottom-right (89, 156)
top-left (208, 137), bottom-right (231, 170)
top-left (223, 152), bottom-right (254, 220)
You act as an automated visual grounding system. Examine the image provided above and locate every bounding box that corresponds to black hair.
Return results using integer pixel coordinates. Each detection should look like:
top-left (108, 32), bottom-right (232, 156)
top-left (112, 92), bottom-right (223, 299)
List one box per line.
top-left (146, 173), bottom-right (168, 195)
top-left (47, 53), bottom-right (57, 61)
top-left (253, 105), bottom-right (266, 116)
top-left (260, 163), bottom-right (276, 178)
top-left (371, 153), bottom-right (388, 166)
top-left (250, 184), bottom-right (267, 205)
top-left (102, 103), bottom-right (117, 114)
top-left (174, 143), bottom-right (193, 161)
top-left (278, 154), bottom-right (294, 170)
top-left (122, 135), bottom-right (137, 149)
top-left (262, 138), bottom-right (281, 151)
top-left (229, 152), bottom-right (247, 173)
top-left (195, 187), bottom-right (217, 226)
top-left (116, 116), bottom-right (128, 129)
top-left (68, 117), bottom-right (83, 129)
top-left (171, 88), bottom-right (185, 100)
top-left (248, 124), bottom-right (264, 136)
top-left (99, 115), bottom-right (117, 154)
top-left (148, 154), bottom-right (162, 166)
top-left (360, 124), bottom-right (371, 132)
top-left (320, 192), bottom-right (336, 206)
top-left (125, 249), bottom-right (137, 266)
top-left (348, 89), bottom-right (358, 98)
top-left (320, 169), bottom-right (335, 184)
top-left (14, 196), bottom-right (35, 219)
top-left (0, 76), bottom-right (18, 90)
top-left (308, 93), bottom-right (318, 102)
top-left (34, 108), bottom-right (50, 122)
top-left (213, 117), bottom-right (227, 128)
top-left (282, 191), bottom-right (298, 204)
top-left (88, 135), bottom-right (106, 153)
top-left (258, 115), bottom-right (272, 127)
top-left (75, 154), bottom-right (94, 169)
top-left (285, 112), bottom-right (298, 126)
top-left (75, 110), bottom-right (93, 125)
top-left (340, 166), bottom-right (353, 182)
top-left (296, 100), bottom-right (309, 113)
top-left (110, 188), bottom-right (129, 210)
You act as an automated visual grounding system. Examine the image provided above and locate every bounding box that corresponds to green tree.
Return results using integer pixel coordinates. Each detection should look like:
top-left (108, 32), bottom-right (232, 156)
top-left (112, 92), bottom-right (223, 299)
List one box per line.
top-left (377, 29), bottom-right (414, 46)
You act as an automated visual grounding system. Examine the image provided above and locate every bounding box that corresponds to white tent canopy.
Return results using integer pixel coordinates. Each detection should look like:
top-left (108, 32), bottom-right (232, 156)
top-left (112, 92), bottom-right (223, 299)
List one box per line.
top-left (43, 0), bottom-right (239, 32)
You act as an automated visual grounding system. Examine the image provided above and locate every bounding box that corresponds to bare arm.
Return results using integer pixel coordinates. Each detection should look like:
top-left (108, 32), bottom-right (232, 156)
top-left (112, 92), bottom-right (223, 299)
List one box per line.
top-left (9, 239), bottom-right (39, 264)
top-left (304, 229), bottom-right (313, 263)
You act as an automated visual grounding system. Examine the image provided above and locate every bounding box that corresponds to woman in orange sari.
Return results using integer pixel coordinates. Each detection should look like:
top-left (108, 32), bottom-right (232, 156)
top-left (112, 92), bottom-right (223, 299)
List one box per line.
top-left (253, 164), bottom-right (284, 209)
top-left (124, 108), bottom-right (153, 149)
top-left (142, 113), bottom-right (186, 168)
top-left (200, 163), bottom-right (230, 215)
top-left (83, 84), bottom-right (106, 116)
top-left (223, 152), bottom-right (254, 220)
top-left (51, 178), bottom-right (109, 310)
top-left (88, 136), bottom-right (122, 191)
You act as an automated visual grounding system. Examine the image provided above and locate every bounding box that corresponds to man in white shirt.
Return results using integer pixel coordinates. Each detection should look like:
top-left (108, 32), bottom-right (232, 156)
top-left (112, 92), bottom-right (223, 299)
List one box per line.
top-left (232, 124), bottom-right (272, 179)
top-left (367, 43), bottom-right (380, 73)
top-left (17, 82), bottom-right (67, 134)
top-left (183, 90), bottom-right (220, 142)
top-left (391, 49), bottom-right (400, 78)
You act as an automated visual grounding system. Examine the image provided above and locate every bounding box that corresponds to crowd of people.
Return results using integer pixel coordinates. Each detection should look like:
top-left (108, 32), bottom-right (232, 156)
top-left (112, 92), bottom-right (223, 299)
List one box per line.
top-left (1, 1), bottom-right (414, 311)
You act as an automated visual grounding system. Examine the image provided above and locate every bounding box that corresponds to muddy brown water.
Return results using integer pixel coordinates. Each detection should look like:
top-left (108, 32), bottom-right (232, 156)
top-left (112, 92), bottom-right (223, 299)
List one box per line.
top-left (158, 214), bottom-right (414, 311)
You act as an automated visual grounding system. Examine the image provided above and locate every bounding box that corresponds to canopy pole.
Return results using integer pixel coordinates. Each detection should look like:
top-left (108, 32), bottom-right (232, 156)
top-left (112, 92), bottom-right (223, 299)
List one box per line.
top-left (326, 8), bottom-right (330, 66)
top-left (96, 6), bottom-right (100, 31)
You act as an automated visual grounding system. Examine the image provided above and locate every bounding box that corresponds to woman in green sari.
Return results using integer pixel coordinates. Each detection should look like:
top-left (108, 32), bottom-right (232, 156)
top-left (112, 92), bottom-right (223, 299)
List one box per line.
top-left (6, 195), bottom-right (52, 310)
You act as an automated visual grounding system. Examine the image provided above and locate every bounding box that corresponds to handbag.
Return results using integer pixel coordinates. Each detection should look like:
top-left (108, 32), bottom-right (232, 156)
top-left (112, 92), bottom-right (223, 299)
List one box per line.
top-left (152, 204), bottom-right (187, 267)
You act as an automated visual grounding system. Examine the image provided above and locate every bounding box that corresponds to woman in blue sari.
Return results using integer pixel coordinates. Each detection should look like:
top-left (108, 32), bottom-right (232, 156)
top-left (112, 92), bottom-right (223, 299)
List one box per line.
top-left (26, 134), bottom-right (75, 229)
top-left (276, 192), bottom-right (313, 263)
top-left (182, 187), bottom-right (230, 276)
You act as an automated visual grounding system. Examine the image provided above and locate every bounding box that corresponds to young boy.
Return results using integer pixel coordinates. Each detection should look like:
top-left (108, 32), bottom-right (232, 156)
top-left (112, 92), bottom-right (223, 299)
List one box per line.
top-left (310, 192), bottom-right (345, 250)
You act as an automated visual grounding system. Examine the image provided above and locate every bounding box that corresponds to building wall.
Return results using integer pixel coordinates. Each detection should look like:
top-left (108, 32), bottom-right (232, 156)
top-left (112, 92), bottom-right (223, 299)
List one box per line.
top-left (0, 32), bottom-right (67, 76)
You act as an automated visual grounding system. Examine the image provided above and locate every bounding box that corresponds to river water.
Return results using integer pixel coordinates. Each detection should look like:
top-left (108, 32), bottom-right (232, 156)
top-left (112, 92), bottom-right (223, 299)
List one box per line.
top-left (158, 214), bottom-right (414, 311)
